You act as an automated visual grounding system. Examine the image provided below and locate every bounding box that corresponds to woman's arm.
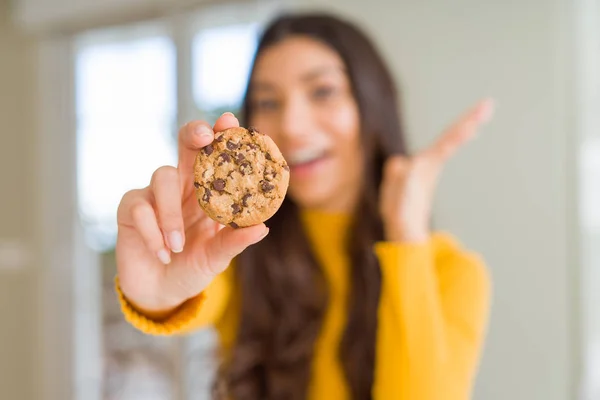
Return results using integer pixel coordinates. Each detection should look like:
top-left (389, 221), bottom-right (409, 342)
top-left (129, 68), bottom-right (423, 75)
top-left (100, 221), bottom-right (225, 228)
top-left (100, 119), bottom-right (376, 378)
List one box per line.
top-left (372, 233), bottom-right (491, 399)
top-left (117, 263), bottom-right (236, 336)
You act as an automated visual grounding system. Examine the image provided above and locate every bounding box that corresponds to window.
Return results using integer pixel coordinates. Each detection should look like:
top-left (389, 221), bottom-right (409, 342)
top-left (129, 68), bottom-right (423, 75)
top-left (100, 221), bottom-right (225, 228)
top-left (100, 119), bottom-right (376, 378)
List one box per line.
top-left (192, 23), bottom-right (260, 120)
top-left (75, 28), bottom-right (177, 252)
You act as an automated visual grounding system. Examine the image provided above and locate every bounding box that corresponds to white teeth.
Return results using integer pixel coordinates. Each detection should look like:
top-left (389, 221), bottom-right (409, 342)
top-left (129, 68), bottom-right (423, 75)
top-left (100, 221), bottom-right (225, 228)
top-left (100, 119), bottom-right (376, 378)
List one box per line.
top-left (287, 149), bottom-right (324, 165)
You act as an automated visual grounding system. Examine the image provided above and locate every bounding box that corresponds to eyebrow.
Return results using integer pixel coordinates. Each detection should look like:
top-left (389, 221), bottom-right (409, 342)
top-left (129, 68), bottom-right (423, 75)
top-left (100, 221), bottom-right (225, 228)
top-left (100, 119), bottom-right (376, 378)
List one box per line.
top-left (251, 65), bottom-right (345, 91)
top-left (300, 65), bottom-right (345, 82)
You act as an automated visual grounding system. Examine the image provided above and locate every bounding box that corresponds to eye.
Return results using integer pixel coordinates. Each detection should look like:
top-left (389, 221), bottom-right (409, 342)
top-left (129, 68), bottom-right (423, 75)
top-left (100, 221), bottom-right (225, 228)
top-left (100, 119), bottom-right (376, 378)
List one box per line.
top-left (253, 98), bottom-right (280, 111)
top-left (311, 86), bottom-right (336, 100)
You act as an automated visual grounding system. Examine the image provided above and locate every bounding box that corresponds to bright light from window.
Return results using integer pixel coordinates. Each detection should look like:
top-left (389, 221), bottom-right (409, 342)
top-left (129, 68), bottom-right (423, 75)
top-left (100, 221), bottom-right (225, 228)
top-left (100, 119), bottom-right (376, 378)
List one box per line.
top-left (75, 35), bottom-right (177, 251)
top-left (192, 24), bottom-right (259, 112)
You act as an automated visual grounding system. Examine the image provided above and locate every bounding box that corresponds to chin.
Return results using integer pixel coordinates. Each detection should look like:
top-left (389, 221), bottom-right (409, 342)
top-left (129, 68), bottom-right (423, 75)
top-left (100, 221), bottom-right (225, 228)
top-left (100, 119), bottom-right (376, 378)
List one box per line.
top-left (287, 184), bottom-right (333, 211)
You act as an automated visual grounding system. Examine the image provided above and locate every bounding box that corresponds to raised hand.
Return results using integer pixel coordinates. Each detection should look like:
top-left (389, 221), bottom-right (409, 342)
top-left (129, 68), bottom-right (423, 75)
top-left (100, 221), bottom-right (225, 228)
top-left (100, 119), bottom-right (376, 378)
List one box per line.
top-left (379, 99), bottom-right (495, 242)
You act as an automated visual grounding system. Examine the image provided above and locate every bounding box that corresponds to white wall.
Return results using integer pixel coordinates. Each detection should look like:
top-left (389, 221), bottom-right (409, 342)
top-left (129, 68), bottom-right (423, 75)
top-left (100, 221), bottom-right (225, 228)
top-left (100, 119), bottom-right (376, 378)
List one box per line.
top-left (13, 0), bottom-right (158, 31)
top-left (293, 0), bottom-right (579, 399)
top-left (577, 1), bottom-right (600, 398)
top-left (0, 3), bottom-right (37, 400)
top-left (12, 0), bottom-right (214, 32)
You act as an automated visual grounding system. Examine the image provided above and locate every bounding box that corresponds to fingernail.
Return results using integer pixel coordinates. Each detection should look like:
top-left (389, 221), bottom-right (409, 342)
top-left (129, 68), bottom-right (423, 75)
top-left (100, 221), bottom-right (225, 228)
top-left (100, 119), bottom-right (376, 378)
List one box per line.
top-left (480, 98), bottom-right (495, 123)
top-left (259, 227), bottom-right (270, 239)
top-left (196, 124), bottom-right (213, 138)
top-left (221, 112), bottom-right (235, 118)
top-left (168, 231), bottom-right (184, 253)
top-left (157, 249), bottom-right (171, 265)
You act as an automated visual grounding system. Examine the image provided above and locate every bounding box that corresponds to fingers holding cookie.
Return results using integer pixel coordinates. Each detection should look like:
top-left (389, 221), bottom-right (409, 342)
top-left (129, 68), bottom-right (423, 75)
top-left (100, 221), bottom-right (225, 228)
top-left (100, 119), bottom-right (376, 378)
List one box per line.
top-left (178, 121), bottom-right (215, 194)
top-left (213, 112), bottom-right (240, 133)
top-left (130, 199), bottom-right (171, 265)
top-left (178, 115), bottom-right (240, 197)
top-left (118, 188), bottom-right (172, 265)
top-left (203, 224), bottom-right (269, 276)
top-left (151, 166), bottom-right (185, 254)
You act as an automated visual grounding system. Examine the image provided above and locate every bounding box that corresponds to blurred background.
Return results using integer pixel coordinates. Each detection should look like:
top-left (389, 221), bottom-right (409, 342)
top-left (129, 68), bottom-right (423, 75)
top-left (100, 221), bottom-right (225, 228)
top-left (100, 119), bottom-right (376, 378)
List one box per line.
top-left (0, 0), bottom-right (599, 399)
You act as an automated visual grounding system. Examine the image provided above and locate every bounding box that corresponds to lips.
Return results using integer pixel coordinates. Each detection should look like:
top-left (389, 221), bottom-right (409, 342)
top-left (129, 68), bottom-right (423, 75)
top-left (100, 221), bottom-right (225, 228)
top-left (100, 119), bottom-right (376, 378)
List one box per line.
top-left (286, 148), bottom-right (328, 167)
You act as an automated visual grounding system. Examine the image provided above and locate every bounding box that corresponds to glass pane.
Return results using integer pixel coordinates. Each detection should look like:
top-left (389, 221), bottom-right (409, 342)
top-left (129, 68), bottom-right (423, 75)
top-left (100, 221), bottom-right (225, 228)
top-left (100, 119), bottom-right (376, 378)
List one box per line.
top-left (192, 23), bottom-right (259, 119)
top-left (75, 35), bottom-right (177, 252)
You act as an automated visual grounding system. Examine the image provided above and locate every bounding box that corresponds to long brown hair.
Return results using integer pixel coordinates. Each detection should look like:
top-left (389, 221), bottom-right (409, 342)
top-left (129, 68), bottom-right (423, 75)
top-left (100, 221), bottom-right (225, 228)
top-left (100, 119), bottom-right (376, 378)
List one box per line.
top-left (218, 13), bottom-right (408, 400)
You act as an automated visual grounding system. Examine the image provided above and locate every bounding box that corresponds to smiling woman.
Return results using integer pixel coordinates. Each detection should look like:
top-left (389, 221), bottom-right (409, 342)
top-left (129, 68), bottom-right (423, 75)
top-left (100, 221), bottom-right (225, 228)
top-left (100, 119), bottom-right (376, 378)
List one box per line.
top-left (115, 13), bottom-right (493, 400)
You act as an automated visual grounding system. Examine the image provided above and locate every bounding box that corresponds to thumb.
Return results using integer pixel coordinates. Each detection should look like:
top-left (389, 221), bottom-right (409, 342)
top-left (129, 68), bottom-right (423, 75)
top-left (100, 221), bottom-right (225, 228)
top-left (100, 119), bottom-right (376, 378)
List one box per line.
top-left (203, 223), bottom-right (269, 275)
top-left (380, 156), bottom-right (408, 211)
top-left (382, 156), bottom-right (409, 180)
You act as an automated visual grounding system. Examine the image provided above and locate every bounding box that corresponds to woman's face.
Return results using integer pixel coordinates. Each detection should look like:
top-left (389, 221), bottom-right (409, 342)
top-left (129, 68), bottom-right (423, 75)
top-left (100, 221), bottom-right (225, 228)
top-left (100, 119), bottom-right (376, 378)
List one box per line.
top-left (248, 36), bottom-right (364, 212)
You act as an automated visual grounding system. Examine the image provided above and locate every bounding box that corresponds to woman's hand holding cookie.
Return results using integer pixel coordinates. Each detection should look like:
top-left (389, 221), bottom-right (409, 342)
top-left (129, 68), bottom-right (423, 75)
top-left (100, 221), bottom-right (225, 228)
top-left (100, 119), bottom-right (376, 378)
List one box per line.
top-left (379, 99), bottom-right (494, 243)
top-left (116, 113), bottom-right (269, 316)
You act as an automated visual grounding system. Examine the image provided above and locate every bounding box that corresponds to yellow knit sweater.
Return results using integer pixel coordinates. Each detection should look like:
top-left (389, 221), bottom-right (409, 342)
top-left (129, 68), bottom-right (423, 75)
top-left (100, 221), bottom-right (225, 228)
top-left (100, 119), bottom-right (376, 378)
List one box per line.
top-left (117, 211), bottom-right (490, 399)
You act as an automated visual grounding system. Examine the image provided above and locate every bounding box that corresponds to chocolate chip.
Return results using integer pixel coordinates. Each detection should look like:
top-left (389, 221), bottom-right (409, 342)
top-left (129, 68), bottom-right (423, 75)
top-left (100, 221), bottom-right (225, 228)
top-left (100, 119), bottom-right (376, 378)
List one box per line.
top-left (218, 153), bottom-right (231, 165)
top-left (229, 222), bottom-right (239, 228)
top-left (242, 193), bottom-right (252, 207)
top-left (212, 179), bottom-right (226, 191)
top-left (234, 153), bottom-right (245, 164)
top-left (226, 140), bottom-right (239, 150)
top-left (265, 152), bottom-right (272, 161)
top-left (231, 203), bottom-right (241, 214)
top-left (260, 180), bottom-right (275, 193)
top-left (215, 135), bottom-right (224, 142)
top-left (247, 143), bottom-right (258, 150)
top-left (248, 126), bottom-right (259, 135)
top-left (194, 182), bottom-right (201, 188)
top-left (203, 144), bottom-right (214, 156)
top-left (202, 188), bottom-right (212, 202)
top-left (239, 161), bottom-right (253, 175)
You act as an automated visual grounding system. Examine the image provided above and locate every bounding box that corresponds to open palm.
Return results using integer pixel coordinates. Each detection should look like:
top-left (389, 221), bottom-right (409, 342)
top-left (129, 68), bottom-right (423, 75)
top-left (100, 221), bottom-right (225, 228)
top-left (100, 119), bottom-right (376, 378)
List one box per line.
top-left (380, 99), bottom-right (495, 242)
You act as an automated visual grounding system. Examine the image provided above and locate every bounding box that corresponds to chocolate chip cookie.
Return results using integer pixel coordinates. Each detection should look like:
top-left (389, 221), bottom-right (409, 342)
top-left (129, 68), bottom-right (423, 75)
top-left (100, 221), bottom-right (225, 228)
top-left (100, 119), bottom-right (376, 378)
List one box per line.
top-left (193, 126), bottom-right (290, 228)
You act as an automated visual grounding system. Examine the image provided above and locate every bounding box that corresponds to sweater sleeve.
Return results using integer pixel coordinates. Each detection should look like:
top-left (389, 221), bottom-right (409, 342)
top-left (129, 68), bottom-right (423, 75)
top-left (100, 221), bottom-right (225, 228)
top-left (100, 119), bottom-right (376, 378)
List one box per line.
top-left (372, 233), bottom-right (491, 400)
top-left (116, 263), bottom-right (235, 336)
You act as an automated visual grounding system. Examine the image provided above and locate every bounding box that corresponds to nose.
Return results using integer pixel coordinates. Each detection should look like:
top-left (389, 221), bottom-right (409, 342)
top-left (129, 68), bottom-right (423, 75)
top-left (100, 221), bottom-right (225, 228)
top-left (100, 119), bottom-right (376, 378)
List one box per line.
top-left (279, 93), bottom-right (312, 146)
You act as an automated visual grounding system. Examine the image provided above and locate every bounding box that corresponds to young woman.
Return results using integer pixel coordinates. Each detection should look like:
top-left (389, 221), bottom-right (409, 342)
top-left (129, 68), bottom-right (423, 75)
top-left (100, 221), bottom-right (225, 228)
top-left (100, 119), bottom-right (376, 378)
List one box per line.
top-left (115, 13), bottom-right (493, 400)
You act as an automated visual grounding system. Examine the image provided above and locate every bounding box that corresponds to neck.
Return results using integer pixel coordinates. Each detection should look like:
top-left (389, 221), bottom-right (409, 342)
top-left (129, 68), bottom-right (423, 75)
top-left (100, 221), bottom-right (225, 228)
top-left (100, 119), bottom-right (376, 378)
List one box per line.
top-left (300, 205), bottom-right (353, 251)
top-left (305, 183), bottom-right (362, 215)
